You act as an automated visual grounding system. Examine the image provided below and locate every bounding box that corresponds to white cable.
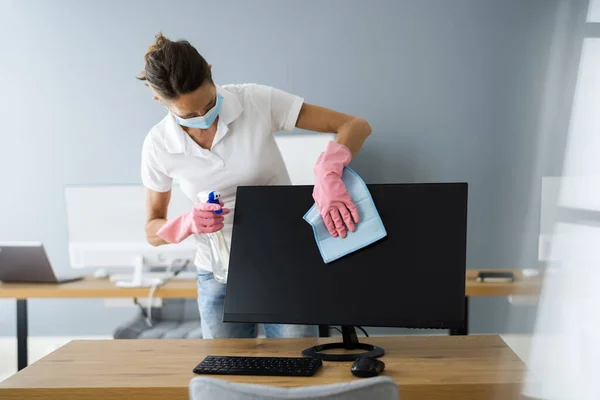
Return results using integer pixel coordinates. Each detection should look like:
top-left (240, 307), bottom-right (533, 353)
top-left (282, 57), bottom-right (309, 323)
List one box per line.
top-left (145, 259), bottom-right (188, 327)
top-left (145, 283), bottom-right (160, 327)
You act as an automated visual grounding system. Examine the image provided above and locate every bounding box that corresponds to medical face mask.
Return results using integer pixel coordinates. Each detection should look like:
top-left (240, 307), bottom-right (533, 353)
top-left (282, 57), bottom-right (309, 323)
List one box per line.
top-left (174, 94), bottom-right (223, 129)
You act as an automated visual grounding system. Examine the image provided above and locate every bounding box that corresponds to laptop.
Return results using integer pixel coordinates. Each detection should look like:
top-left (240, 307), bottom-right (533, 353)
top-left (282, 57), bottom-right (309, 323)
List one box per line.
top-left (0, 242), bottom-right (83, 283)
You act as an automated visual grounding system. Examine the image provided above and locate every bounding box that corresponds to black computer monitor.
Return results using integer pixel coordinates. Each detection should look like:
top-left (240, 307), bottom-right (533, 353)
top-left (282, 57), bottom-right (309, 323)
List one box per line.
top-left (224, 182), bottom-right (467, 361)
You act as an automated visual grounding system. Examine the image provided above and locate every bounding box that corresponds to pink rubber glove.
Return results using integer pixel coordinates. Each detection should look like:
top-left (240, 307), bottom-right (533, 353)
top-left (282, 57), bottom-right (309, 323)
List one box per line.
top-left (313, 141), bottom-right (360, 238)
top-left (156, 202), bottom-right (230, 244)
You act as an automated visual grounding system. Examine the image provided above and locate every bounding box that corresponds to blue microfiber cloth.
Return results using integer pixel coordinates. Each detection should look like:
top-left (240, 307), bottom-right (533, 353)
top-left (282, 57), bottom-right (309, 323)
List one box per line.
top-left (303, 167), bottom-right (387, 263)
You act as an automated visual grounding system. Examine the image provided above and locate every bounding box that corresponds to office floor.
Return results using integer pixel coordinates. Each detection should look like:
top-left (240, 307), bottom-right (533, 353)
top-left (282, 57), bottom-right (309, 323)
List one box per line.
top-left (0, 334), bottom-right (533, 383)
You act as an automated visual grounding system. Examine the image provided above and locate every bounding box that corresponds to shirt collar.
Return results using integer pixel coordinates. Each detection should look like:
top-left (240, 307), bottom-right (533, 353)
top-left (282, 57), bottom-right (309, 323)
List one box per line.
top-left (164, 85), bottom-right (243, 154)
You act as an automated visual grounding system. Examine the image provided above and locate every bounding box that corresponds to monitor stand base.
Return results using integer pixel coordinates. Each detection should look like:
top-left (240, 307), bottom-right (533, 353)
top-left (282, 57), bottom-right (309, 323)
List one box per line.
top-left (302, 326), bottom-right (385, 362)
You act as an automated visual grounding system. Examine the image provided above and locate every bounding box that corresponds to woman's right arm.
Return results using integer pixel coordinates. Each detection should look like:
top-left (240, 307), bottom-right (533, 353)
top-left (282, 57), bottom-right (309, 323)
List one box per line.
top-left (145, 188), bottom-right (171, 246)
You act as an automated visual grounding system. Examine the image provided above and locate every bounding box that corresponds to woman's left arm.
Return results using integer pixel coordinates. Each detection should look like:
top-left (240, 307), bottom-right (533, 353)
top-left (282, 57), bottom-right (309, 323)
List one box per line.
top-left (295, 103), bottom-right (372, 157)
top-left (294, 103), bottom-right (371, 238)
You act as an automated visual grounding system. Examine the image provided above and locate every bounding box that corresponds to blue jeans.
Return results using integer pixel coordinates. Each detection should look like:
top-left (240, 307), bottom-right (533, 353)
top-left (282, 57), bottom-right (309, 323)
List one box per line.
top-left (197, 271), bottom-right (318, 339)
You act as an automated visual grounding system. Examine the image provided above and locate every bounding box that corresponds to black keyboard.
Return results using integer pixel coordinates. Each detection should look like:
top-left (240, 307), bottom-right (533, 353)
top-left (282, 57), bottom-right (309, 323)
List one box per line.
top-left (193, 355), bottom-right (323, 377)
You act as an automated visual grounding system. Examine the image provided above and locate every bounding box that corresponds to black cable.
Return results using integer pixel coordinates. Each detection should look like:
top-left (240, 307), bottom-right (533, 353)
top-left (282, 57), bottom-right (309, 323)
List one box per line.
top-left (172, 259), bottom-right (190, 277)
top-left (133, 298), bottom-right (149, 318)
top-left (330, 326), bottom-right (369, 337)
top-left (356, 326), bottom-right (369, 337)
top-left (147, 259), bottom-right (191, 327)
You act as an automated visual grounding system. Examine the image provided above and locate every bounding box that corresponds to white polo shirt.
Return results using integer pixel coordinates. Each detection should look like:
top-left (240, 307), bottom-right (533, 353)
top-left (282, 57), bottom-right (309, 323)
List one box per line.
top-left (141, 84), bottom-right (304, 271)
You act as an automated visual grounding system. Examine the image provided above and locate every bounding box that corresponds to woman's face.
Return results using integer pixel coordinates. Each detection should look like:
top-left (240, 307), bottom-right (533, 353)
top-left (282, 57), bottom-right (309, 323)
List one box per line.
top-left (155, 82), bottom-right (217, 120)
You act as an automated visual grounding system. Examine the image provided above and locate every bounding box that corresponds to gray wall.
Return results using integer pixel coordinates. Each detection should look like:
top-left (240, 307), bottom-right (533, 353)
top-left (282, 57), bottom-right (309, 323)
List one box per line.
top-left (0, 0), bottom-right (564, 336)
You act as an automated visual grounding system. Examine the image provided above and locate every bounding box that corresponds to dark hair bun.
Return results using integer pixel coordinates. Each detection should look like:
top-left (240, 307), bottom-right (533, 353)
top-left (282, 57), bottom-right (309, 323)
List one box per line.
top-left (137, 32), bottom-right (212, 99)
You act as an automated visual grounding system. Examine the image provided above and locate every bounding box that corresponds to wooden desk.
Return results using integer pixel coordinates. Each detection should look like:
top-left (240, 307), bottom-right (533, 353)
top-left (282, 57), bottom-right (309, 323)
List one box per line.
top-left (0, 269), bottom-right (542, 299)
top-left (0, 276), bottom-right (197, 299)
top-left (0, 269), bottom-right (542, 371)
top-left (0, 335), bottom-right (528, 400)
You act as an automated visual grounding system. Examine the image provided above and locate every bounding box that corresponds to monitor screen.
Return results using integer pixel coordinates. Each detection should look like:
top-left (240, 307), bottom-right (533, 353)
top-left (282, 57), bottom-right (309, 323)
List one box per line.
top-left (224, 182), bottom-right (467, 330)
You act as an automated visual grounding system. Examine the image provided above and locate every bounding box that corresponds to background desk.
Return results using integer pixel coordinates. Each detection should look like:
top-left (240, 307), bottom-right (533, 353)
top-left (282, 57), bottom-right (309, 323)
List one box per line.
top-left (0, 335), bottom-right (528, 400)
top-left (451, 269), bottom-right (542, 336)
top-left (0, 269), bottom-right (541, 371)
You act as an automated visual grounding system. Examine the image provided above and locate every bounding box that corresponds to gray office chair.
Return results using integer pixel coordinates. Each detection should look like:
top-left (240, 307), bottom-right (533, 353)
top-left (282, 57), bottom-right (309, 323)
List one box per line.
top-left (189, 376), bottom-right (399, 400)
top-left (114, 298), bottom-right (203, 339)
top-left (113, 298), bottom-right (330, 339)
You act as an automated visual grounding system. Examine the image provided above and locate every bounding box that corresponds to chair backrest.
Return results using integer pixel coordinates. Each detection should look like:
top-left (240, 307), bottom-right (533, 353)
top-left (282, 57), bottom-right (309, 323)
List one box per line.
top-left (275, 133), bottom-right (335, 185)
top-left (189, 376), bottom-right (399, 400)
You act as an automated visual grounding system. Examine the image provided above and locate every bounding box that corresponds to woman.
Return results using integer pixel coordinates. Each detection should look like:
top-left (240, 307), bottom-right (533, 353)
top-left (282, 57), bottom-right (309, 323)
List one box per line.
top-left (139, 33), bottom-right (371, 339)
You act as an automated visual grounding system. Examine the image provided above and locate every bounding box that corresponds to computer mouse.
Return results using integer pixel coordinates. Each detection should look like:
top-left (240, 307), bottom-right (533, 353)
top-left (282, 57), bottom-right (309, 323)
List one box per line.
top-left (351, 356), bottom-right (385, 378)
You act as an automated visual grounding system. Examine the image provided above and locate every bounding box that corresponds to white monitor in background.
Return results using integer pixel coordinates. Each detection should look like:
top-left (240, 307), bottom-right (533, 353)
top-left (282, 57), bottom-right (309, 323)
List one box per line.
top-left (65, 184), bottom-right (197, 286)
top-left (64, 133), bottom-right (333, 286)
top-left (274, 133), bottom-right (335, 185)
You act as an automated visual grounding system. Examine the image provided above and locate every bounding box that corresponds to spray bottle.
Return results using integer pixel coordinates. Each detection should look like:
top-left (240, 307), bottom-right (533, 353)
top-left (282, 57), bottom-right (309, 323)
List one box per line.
top-left (198, 190), bottom-right (230, 284)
